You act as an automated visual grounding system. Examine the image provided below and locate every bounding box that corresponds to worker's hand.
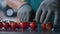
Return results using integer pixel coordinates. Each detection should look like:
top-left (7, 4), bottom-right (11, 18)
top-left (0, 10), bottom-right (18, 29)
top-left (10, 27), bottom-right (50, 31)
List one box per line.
top-left (5, 0), bottom-right (26, 10)
top-left (17, 4), bottom-right (35, 22)
top-left (36, 0), bottom-right (59, 26)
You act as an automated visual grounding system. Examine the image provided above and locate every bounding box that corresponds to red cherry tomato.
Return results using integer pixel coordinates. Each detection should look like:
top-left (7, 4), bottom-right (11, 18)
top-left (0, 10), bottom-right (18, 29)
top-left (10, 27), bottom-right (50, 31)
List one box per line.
top-left (16, 23), bottom-right (21, 29)
top-left (30, 21), bottom-right (37, 30)
top-left (0, 22), bottom-right (3, 29)
top-left (3, 22), bottom-right (11, 29)
top-left (46, 22), bottom-right (53, 31)
top-left (41, 23), bottom-right (46, 30)
top-left (20, 22), bottom-right (29, 30)
top-left (10, 22), bottom-right (17, 29)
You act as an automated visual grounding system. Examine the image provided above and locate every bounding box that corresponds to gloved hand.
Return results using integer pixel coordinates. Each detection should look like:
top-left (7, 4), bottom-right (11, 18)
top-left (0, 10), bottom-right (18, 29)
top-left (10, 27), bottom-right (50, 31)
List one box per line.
top-left (5, 0), bottom-right (35, 22)
top-left (36, 0), bottom-right (59, 26)
top-left (17, 4), bottom-right (35, 22)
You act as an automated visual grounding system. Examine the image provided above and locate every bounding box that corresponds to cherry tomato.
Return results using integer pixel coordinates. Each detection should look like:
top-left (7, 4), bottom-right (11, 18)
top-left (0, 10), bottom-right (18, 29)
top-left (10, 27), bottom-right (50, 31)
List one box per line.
top-left (10, 22), bottom-right (17, 30)
top-left (20, 22), bottom-right (29, 30)
top-left (46, 22), bottom-right (53, 31)
top-left (41, 23), bottom-right (46, 30)
top-left (16, 23), bottom-right (21, 29)
top-left (30, 21), bottom-right (37, 30)
top-left (3, 22), bottom-right (11, 29)
top-left (0, 22), bottom-right (3, 29)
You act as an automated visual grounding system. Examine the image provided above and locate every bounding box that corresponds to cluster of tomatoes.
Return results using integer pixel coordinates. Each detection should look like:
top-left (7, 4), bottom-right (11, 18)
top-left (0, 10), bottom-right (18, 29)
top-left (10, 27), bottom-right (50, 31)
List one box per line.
top-left (41, 22), bottom-right (53, 31)
top-left (0, 21), bottom-right (53, 31)
top-left (0, 21), bottom-right (37, 31)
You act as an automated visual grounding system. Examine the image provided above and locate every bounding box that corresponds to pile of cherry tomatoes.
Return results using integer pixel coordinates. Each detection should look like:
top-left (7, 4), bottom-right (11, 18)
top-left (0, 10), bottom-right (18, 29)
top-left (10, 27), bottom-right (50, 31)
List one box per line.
top-left (0, 21), bottom-right (37, 31)
top-left (41, 22), bottom-right (53, 31)
top-left (0, 21), bottom-right (53, 31)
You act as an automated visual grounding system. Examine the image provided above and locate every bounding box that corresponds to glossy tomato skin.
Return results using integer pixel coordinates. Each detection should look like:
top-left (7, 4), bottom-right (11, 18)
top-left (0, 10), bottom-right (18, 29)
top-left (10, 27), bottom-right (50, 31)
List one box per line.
top-left (30, 22), bottom-right (37, 30)
top-left (10, 22), bottom-right (17, 30)
top-left (41, 23), bottom-right (46, 30)
top-left (20, 22), bottom-right (29, 30)
top-left (3, 22), bottom-right (11, 29)
top-left (0, 22), bottom-right (3, 29)
top-left (46, 22), bottom-right (53, 31)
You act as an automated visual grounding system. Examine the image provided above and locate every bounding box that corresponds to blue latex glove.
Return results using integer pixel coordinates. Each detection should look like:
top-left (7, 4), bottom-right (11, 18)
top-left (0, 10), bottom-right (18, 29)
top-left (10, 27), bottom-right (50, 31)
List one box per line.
top-left (17, 4), bottom-right (35, 22)
top-left (36, 0), bottom-right (60, 26)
